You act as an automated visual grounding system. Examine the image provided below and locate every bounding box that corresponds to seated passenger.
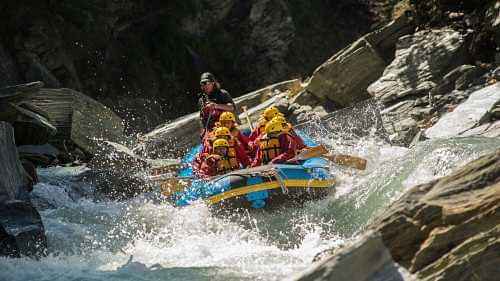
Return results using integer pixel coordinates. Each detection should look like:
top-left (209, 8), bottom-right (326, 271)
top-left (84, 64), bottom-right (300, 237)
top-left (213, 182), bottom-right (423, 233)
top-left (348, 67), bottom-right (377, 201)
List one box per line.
top-left (192, 128), bottom-right (215, 174)
top-left (251, 119), bottom-right (299, 167)
top-left (270, 115), bottom-right (306, 150)
top-left (219, 111), bottom-right (249, 150)
top-left (199, 139), bottom-right (242, 178)
top-left (248, 106), bottom-right (283, 151)
top-left (212, 126), bottom-right (250, 167)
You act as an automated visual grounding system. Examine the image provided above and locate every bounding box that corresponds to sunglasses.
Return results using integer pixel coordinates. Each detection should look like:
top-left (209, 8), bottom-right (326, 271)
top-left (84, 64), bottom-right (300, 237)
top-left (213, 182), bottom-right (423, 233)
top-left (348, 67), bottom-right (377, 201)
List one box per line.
top-left (200, 81), bottom-right (213, 86)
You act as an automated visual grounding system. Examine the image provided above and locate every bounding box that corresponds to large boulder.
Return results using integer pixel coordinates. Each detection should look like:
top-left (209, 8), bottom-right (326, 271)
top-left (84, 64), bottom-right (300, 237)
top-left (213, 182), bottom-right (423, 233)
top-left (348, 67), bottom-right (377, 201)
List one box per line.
top-left (425, 82), bottom-right (500, 139)
top-left (0, 81), bottom-right (44, 102)
top-left (297, 149), bottom-right (500, 281)
top-left (368, 29), bottom-right (468, 104)
top-left (297, 231), bottom-right (415, 281)
top-left (305, 14), bottom-right (414, 107)
top-left (17, 144), bottom-right (60, 166)
top-left (24, 88), bottom-right (126, 156)
top-left (0, 200), bottom-right (47, 258)
top-left (0, 102), bottom-right (57, 146)
top-left (0, 122), bottom-right (30, 201)
top-left (0, 122), bottom-right (47, 258)
top-left (70, 90), bottom-right (126, 155)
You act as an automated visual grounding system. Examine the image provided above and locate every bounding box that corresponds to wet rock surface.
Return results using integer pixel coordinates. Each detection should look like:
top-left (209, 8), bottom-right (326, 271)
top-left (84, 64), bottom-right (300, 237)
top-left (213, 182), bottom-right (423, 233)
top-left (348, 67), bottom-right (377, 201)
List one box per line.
top-left (425, 83), bottom-right (500, 139)
top-left (368, 29), bottom-right (467, 103)
top-left (0, 122), bottom-right (47, 258)
top-left (306, 14), bottom-right (414, 107)
top-left (297, 149), bottom-right (500, 281)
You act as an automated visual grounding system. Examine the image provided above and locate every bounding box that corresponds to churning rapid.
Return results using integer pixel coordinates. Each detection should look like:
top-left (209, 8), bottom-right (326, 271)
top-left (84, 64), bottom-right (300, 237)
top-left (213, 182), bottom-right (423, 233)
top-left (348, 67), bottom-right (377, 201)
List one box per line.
top-left (1, 125), bottom-right (500, 281)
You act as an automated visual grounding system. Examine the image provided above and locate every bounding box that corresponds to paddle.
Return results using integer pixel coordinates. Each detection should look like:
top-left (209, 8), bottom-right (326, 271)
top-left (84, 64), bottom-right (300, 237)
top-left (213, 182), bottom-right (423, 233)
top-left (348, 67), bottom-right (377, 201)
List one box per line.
top-left (321, 154), bottom-right (367, 170)
top-left (241, 106), bottom-right (254, 131)
top-left (289, 144), bottom-right (367, 170)
top-left (159, 176), bottom-right (193, 196)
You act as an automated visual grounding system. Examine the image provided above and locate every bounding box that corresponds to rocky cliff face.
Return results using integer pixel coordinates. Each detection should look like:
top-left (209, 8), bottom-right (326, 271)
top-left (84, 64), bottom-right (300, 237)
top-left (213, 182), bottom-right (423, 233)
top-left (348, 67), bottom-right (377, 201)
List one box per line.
top-left (0, 122), bottom-right (47, 258)
top-left (297, 149), bottom-right (500, 281)
top-left (0, 0), bottom-right (382, 131)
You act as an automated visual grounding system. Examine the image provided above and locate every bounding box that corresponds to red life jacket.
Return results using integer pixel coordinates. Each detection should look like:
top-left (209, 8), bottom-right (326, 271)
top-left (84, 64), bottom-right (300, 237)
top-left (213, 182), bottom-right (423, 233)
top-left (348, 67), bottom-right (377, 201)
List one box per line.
top-left (212, 155), bottom-right (240, 174)
top-left (258, 135), bottom-right (282, 164)
top-left (201, 105), bottom-right (224, 131)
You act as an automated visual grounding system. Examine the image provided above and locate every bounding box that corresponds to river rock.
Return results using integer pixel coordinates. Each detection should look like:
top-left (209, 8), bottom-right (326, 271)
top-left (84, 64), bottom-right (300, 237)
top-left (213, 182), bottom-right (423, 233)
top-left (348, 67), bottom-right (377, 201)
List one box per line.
top-left (297, 148), bottom-right (500, 281)
top-left (305, 38), bottom-right (385, 106)
top-left (0, 122), bottom-right (30, 200)
top-left (17, 144), bottom-right (60, 166)
top-left (289, 90), bottom-right (322, 108)
top-left (487, 1), bottom-right (500, 48)
top-left (24, 88), bottom-right (126, 156)
top-left (305, 14), bottom-right (414, 106)
top-left (10, 103), bottom-right (57, 146)
top-left (425, 83), bottom-right (500, 139)
top-left (297, 231), bottom-right (415, 281)
top-left (454, 66), bottom-right (489, 90)
top-left (430, 65), bottom-right (477, 96)
top-left (460, 120), bottom-right (500, 138)
top-left (368, 29), bottom-right (467, 104)
top-left (234, 79), bottom-right (302, 112)
top-left (0, 81), bottom-right (44, 102)
top-left (0, 122), bottom-right (47, 258)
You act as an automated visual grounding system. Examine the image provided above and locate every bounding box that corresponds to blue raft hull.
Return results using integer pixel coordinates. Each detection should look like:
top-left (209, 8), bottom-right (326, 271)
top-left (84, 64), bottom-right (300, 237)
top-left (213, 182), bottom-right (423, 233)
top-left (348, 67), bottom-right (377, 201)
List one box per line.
top-left (169, 130), bottom-right (335, 209)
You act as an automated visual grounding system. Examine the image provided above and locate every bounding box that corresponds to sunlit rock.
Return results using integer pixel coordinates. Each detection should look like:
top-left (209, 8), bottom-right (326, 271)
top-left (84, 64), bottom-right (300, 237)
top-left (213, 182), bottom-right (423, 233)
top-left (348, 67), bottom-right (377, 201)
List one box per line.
top-left (425, 83), bottom-right (500, 139)
top-left (368, 29), bottom-right (467, 104)
top-left (297, 148), bottom-right (500, 280)
top-left (297, 232), bottom-right (415, 281)
top-left (306, 14), bottom-right (414, 107)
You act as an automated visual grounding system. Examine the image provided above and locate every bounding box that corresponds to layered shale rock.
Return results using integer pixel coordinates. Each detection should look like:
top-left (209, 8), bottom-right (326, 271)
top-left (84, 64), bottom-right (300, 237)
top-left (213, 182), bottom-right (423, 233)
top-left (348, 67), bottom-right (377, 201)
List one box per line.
top-left (425, 82), bottom-right (500, 139)
top-left (0, 122), bottom-right (47, 258)
top-left (368, 29), bottom-right (467, 103)
top-left (305, 13), bottom-right (414, 107)
top-left (23, 87), bottom-right (126, 156)
top-left (297, 149), bottom-right (500, 281)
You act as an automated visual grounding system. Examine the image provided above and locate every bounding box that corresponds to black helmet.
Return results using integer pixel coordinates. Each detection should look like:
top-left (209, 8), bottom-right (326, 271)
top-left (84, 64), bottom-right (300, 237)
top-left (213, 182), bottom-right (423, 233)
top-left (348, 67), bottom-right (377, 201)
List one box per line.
top-left (200, 72), bottom-right (216, 83)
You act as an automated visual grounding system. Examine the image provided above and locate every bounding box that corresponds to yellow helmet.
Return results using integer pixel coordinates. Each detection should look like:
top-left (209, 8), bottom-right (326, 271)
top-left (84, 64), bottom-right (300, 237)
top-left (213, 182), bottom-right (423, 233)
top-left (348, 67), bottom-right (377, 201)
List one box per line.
top-left (271, 115), bottom-right (287, 124)
top-left (265, 119), bottom-right (284, 134)
top-left (271, 116), bottom-right (291, 132)
top-left (213, 126), bottom-right (231, 138)
top-left (263, 106), bottom-right (283, 121)
top-left (219, 111), bottom-right (236, 122)
top-left (213, 138), bottom-right (229, 148)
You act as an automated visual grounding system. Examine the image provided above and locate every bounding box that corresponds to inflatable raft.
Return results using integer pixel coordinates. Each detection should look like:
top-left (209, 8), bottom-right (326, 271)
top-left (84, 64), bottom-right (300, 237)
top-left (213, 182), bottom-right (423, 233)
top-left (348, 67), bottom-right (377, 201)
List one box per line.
top-left (159, 131), bottom-right (336, 209)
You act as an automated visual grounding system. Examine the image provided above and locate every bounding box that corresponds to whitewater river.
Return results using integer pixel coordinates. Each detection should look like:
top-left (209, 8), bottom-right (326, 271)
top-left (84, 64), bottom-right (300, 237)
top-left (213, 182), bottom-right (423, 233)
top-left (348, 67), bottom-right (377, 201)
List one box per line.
top-left (1, 136), bottom-right (499, 281)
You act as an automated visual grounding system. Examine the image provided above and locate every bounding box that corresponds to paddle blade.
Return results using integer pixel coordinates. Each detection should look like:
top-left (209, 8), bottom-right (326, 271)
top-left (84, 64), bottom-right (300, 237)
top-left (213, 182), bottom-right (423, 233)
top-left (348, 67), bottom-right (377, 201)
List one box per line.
top-left (160, 178), bottom-right (191, 196)
top-left (324, 154), bottom-right (367, 170)
top-left (295, 145), bottom-right (329, 161)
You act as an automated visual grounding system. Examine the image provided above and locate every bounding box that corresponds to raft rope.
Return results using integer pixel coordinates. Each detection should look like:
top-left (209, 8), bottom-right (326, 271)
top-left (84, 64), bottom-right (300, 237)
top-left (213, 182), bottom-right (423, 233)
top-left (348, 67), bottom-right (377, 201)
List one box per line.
top-left (271, 167), bottom-right (289, 195)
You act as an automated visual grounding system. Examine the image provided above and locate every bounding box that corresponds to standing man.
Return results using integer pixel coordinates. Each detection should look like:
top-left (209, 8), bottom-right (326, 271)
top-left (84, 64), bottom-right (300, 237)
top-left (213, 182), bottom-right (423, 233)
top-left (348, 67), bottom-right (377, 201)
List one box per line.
top-left (198, 72), bottom-right (236, 138)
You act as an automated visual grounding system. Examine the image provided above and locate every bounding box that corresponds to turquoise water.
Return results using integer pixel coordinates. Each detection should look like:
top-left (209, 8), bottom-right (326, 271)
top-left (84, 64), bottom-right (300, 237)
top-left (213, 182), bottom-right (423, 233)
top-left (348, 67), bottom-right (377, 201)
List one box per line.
top-left (1, 136), bottom-right (499, 281)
